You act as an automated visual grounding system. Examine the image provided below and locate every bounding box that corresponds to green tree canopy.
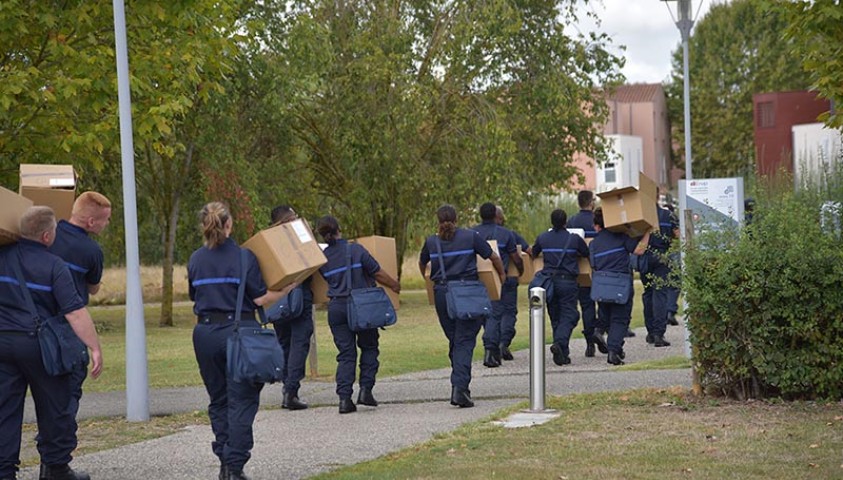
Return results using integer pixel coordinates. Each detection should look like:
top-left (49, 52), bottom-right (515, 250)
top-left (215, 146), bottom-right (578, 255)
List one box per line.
top-left (666, 0), bottom-right (811, 179)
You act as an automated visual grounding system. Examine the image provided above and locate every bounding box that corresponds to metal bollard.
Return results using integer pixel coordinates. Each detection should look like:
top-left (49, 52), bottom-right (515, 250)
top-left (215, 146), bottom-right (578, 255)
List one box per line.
top-left (528, 287), bottom-right (551, 412)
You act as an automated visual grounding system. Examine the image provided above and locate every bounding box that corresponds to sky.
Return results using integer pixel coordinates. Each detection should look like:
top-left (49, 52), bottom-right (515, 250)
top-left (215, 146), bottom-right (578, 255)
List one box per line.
top-left (570, 0), bottom-right (718, 84)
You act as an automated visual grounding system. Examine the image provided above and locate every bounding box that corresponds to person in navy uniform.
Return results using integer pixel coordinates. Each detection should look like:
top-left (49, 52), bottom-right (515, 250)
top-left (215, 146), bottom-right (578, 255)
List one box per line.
top-left (471, 202), bottom-right (523, 367)
top-left (531, 209), bottom-right (590, 366)
top-left (495, 206), bottom-right (530, 361)
top-left (41, 192), bottom-right (111, 473)
top-left (419, 205), bottom-right (505, 408)
top-left (0, 206), bottom-right (103, 480)
top-left (188, 202), bottom-right (291, 480)
top-left (268, 205), bottom-right (312, 411)
top-left (315, 216), bottom-right (401, 414)
top-left (642, 191), bottom-right (679, 347)
top-left (589, 207), bottom-right (650, 365)
top-left (566, 190), bottom-right (609, 357)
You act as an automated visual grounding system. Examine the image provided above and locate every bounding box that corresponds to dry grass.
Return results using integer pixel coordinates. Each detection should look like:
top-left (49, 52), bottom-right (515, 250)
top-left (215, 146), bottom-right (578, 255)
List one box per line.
top-left (93, 265), bottom-right (190, 306)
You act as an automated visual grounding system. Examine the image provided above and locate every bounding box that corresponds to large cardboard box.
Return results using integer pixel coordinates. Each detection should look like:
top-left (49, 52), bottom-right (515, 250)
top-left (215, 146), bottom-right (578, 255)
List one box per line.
top-left (243, 219), bottom-right (327, 291)
top-left (353, 235), bottom-right (400, 310)
top-left (424, 265), bottom-right (435, 305)
top-left (0, 186), bottom-right (34, 246)
top-left (578, 238), bottom-right (593, 287)
top-left (506, 244), bottom-right (535, 285)
top-left (19, 164), bottom-right (76, 221)
top-left (310, 243), bottom-right (330, 305)
top-left (597, 172), bottom-right (658, 238)
top-left (424, 240), bottom-right (502, 303)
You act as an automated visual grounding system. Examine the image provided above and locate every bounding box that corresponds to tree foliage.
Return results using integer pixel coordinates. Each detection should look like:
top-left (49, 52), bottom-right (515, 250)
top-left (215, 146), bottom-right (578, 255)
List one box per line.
top-left (666, 0), bottom-right (811, 179)
top-left (782, 0), bottom-right (843, 130)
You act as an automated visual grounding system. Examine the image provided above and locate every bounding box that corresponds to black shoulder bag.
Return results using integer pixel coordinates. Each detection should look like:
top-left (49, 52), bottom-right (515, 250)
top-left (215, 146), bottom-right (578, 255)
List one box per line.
top-left (9, 246), bottom-right (85, 376)
top-left (345, 244), bottom-right (396, 332)
top-left (528, 233), bottom-right (573, 304)
top-left (226, 249), bottom-right (285, 384)
top-left (436, 237), bottom-right (492, 320)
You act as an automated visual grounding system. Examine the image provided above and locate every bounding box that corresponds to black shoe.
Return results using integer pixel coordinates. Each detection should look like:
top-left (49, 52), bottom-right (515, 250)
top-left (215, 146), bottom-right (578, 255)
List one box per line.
top-left (667, 314), bottom-right (679, 326)
top-left (645, 334), bottom-right (654, 344)
top-left (653, 335), bottom-right (671, 347)
top-left (585, 340), bottom-right (595, 357)
top-left (619, 349), bottom-right (626, 360)
top-left (228, 470), bottom-right (251, 480)
top-left (450, 386), bottom-right (474, 408)
top-left (591, 334), bottom-right (609, 354)
top-left (357, 387), bottom-right (378, 407)
top-left (483, 349), bottom-right (500, 368)
top-left (607, 352), bottom-right (625, 366)
top-left (282, 392), bottom-right (308, 410)
top-left (339, 398), bottom-right (357, 414)
top-left (500, 344), bottom-right (514, 361)
top-left (219, 465), bottom-right (229, 480)
top-left (625, 329), bottom-right (636, 338)
top-left (549, 343), bottom-right (571, 366)
top-left (41, 465), bottom-right (90, 480)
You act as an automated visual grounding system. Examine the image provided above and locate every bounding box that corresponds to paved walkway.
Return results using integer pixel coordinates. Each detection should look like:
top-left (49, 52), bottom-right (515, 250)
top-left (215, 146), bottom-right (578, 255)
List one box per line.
top-left (22, 325), bottom-right (691, 479)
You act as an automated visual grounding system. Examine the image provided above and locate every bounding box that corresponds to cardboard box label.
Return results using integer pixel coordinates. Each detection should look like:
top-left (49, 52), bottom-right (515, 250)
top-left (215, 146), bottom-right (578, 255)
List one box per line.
top-left (290, 219), bottom-right (313, 243)
top-left (49, 178), bottom-right (75, 187)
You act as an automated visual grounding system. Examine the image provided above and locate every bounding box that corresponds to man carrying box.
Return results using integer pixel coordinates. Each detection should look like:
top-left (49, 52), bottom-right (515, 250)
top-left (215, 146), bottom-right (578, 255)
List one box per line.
top-left (495, 206), bottom-right (530, 361)
top-left (642, 189), bottom-right (680, 347)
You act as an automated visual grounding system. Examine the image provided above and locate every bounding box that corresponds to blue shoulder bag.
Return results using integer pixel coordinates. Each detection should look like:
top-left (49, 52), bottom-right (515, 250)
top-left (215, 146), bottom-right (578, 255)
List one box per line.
top-left (9, 246), bottom-right (86, 377)
top-left (264, 285), bottom-right (304, 324)
top-left (226, 249), bottom-right (285, 384)
top-left (436, 237), bottom-right (492, 320)
top-left (590, 249), bottom-right (632, 304)
top-left (345, 244), bottom-right (397, 332)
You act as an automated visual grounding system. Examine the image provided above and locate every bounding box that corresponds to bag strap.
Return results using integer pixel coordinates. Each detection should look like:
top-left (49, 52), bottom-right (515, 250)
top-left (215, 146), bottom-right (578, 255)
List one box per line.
top-left (235, 249), bottom-right (248, 331)
top-left (8, 245), bottom-right (42, 330)
top-left (344, 243), bottom-right (354, 294)
top-left (548, 232), bottom-right (573, 271)
top-left (434, 236), bottom-right (448, 283)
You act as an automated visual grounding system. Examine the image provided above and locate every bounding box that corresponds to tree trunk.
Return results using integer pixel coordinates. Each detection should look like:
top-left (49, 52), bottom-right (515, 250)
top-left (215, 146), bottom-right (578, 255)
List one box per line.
top-left (158, 142), bottom-right (193, 327)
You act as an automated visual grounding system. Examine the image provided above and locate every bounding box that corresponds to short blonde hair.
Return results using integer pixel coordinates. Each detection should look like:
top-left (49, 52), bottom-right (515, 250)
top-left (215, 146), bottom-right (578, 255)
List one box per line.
top-left (72, 191), bottom-right (112, 219)
top-left (20, 206), bottom-right (56, 240)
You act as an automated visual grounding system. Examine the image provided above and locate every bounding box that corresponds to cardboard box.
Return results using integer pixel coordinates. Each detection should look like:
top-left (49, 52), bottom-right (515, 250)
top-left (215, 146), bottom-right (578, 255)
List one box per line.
top-left (19, 164), bottom-right (76, 221)
top-left (310, 242), bottom-right (330, 305)
top-left (353, 235), bottom-right (400, 310)
top-left (597, 172), bottom-right (658, 237)
top-left (0, 186), bottom-right (34, 246)
top-left (568, 229), bottom-right (592, 287)
top-left (506, 245), bottom-right (535, 285)
top-left (243, 219), bottom-right (327, 291)
top-left (478, 240), bottom-right (502, 301)
top-left (424, 265), bottom-right (435, 305)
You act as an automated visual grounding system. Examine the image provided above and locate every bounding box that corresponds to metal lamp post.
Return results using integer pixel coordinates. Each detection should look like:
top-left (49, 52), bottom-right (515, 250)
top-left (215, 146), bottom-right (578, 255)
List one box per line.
top-left (663, 0), bottom-right (695, 180)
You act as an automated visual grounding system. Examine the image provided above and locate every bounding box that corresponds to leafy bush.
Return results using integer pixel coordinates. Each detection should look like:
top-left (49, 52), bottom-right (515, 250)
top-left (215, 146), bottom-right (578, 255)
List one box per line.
top-left (684, 172), bottom-right (843, 400)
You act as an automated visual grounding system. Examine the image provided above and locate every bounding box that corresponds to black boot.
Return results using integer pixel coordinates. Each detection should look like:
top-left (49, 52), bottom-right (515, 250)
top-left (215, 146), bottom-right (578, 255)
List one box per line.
top-left (549, 342), bottom-right (571, 366)
top-left (625, 329), bottom-right (636, 338)
top-left (607, 351), bottom-right (625, 366)
top-left (41, 465), bottom-right (90, 480)
top-left (653, 335), bottom-right (671, 347)
top-left (339, 398), bottom-right (357, 414)
top-left (591, 334), bottom-right (609, 354)
top-left (585, 339), bottom-right (595, 357)
top-left (282, 392), bottom-right (308, 410)
top-left (219, 465), bottom-right (229, 480)
top-left (450, 386), bottom-right (474, 408)
top-left (483, 349), bottom-right (500, 368)
top-left (500, 344), bottom-right (514, 361)
top-left (667, 314), bottom-right (679, 326)
top-left (228, 469), bottom-right (250, 480)
top-left (645, 333), bottom-right (655, 344)
top-left (357, 387), bottom-right (378, 407)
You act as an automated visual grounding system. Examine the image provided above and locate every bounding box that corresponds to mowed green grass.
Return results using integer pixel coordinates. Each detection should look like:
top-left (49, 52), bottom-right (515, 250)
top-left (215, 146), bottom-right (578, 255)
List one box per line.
top-left (311, 388), bottom-right (843, 480)
top-left (86, 284), bottom-right (650, 393)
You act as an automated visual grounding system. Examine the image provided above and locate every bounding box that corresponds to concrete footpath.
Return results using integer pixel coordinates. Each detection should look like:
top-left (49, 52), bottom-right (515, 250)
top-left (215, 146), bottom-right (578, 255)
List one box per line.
top-left (22, 326), bottom-right (691, 479)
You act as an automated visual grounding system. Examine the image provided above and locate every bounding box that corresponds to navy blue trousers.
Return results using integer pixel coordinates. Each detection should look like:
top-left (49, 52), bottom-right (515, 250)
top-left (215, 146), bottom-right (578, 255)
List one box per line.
top-left (547, 277), bottom-right (579, 356)
top-left (643, 262), bottom-right (671, 337)
top-left (434, 286), bottom-right (483, 390)
top-left (193, 320), bottom-right (263, 472)
top-left (273, 308), bottom-right (313, 396)
top-left (600, 297), bottom-right (634, 355)
top-left (327, 300), bottom-right (379, 399)
top-left (485, 277), bottom-right (518, 350)
top-left (0, 333), bottom-right (77, 479)
top-left (36, 349), bottom-right (87, 458)
top-left (577, 286), bottom-right (596, 339)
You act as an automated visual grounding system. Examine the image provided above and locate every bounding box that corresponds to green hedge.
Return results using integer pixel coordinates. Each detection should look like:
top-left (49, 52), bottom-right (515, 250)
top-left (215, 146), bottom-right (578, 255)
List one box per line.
top-left (684, 177), bottom-right (843, 400)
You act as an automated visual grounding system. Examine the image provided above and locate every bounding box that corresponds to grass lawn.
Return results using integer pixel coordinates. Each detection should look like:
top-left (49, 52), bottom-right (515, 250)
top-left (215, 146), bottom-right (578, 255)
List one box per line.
top-left (311, 388), bottom-right (843, 480)
top-left (85, 283), bottom-right (650, 392)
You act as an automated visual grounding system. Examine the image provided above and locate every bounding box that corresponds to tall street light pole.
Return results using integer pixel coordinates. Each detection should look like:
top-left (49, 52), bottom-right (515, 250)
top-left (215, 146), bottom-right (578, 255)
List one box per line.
top-left (664, 0), bottom-right (695, 180)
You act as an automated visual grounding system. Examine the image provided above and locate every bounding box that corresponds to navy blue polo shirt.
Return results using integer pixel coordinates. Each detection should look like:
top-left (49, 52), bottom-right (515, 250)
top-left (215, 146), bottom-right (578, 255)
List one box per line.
top-left (649, 206), bottom-right (678, 252)
top-left (513, 231), bottom-right (529, 251)
top-left (188, 238), bottom-right (267, 316)
top-left (589, 230), bottom-right (640, 273)
top-left (49, 220), bottom-right (104, 306)
top-left (0, 240), bottom-right (84, 332)
top-left (472, 221), bottom-right (517, 271)
top-left (531, 229), bottom-right (589, 276)
top-left (567, 210), bottom-right (597, 238)
top-left (319, 240), bottom-right (380, 298)
top-left (420, 228), bottom-right (493, 282)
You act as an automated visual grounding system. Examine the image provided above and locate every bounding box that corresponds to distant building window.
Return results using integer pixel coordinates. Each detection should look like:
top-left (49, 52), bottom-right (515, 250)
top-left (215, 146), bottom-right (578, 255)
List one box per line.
top-left (604, 163), bottom-right (616, 183)
top-left (758, 101), bottom-right (775, 128)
